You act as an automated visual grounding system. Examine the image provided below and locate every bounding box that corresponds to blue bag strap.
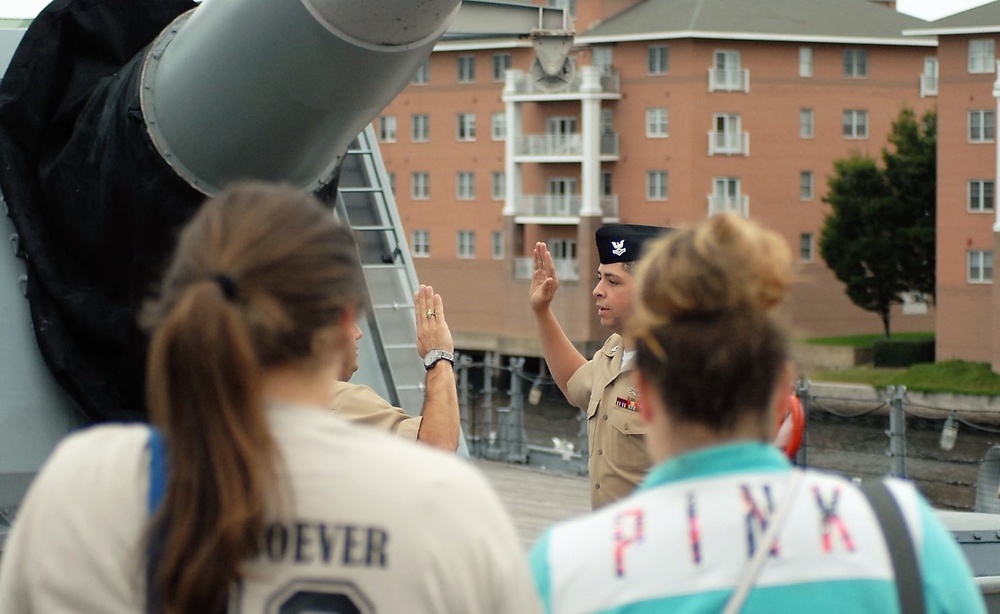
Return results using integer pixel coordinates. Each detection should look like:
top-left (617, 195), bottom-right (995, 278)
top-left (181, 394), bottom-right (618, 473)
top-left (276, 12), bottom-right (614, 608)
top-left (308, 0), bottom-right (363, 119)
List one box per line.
top-left (147, 427), bottom-right (168, 515)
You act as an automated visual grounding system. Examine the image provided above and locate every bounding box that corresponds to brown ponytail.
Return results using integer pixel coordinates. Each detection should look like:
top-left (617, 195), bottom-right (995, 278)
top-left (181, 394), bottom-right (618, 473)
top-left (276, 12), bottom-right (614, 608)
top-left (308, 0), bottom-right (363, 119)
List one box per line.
top-left (141, 183), bottom-right (365, 613)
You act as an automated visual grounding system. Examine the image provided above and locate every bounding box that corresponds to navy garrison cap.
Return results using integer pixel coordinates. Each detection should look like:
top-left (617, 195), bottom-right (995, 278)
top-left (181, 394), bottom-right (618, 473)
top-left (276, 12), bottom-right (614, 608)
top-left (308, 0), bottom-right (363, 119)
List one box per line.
top-left (595, 224), bottom-right (669, 264)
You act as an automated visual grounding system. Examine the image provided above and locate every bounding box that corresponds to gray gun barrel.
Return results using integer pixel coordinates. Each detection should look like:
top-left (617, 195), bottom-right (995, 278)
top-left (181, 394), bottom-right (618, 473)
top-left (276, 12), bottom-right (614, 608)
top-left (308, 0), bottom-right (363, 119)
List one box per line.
top-left (141, 0), bottom-right (462, 194)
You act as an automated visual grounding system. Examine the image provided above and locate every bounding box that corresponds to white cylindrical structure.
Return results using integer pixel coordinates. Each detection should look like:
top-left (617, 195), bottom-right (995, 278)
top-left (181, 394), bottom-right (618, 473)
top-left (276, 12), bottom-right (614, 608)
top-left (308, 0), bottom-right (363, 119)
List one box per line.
top-left (141, 0), bottom-right (462, 194)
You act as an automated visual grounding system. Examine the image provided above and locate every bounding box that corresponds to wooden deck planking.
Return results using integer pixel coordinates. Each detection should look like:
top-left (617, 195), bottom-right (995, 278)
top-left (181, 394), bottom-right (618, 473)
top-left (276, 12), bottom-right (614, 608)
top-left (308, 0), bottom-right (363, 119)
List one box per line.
top-left (473, 459), bottom-right (591, 548)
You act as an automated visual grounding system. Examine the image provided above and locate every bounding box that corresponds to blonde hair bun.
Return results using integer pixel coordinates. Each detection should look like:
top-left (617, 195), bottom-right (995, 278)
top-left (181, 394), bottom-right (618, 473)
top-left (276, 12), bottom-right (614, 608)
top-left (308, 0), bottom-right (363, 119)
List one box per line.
top-left (633, 212), bottom-right (792, 327)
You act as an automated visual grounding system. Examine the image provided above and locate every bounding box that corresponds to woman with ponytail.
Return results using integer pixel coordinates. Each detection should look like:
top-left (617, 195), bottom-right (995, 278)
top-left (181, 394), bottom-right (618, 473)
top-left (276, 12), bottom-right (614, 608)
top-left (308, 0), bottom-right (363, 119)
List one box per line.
top-left (0, 182), bottom-right (541, 613)
top-left (529, 213), bottom-right (983, 614)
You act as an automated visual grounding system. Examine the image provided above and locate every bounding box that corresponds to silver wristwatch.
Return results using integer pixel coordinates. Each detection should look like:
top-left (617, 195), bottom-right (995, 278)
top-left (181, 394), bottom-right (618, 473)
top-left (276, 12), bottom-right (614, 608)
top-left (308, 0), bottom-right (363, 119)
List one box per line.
top-left (423, 349), bottom-right (455, 371)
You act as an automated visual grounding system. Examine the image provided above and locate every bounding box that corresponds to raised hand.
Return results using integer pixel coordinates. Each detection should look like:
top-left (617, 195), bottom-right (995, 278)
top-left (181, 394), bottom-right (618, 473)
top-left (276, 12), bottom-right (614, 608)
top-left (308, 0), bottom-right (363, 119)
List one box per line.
top-left (529, 242), bottom-right (559, 314)
top-left (414, 284), bottom-right (454, 358)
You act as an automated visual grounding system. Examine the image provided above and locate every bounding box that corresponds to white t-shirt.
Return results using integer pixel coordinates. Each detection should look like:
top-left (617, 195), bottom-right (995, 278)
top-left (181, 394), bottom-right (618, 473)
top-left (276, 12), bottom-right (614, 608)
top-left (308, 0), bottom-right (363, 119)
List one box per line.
top-left (0, 403), bottom-right (540, 613)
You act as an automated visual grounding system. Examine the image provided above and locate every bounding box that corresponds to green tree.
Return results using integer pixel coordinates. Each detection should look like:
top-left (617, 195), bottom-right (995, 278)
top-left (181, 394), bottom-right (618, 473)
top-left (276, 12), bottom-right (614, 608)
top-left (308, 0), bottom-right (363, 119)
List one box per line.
top-left (819, 106), bottom-right (936, 337)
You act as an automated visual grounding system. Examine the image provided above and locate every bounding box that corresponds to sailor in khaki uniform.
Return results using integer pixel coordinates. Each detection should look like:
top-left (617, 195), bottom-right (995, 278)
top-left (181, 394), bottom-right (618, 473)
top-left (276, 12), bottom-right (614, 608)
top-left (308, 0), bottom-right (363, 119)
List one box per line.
top-left (331, 284), bottom-right (460, 452)
top-left (530, 224), bottom-right (668, 508)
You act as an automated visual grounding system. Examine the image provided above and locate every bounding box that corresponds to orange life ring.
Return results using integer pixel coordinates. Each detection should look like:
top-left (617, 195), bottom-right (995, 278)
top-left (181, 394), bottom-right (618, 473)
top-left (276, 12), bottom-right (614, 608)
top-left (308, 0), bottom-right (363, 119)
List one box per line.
top-left (774, 393), bottom-right (805, 460)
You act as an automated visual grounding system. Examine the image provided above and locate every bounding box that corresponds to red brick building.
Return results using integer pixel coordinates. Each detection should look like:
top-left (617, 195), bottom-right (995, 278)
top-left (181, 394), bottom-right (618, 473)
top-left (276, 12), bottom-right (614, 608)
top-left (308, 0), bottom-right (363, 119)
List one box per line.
top-left (907, 3), bottom-right (1000, 367)
top-left (378, 0), bottom-right (938, 361)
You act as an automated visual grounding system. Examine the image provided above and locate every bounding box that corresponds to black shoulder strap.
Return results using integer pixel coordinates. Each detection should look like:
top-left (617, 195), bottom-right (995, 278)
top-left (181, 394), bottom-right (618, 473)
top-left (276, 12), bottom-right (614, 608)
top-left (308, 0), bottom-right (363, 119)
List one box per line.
top-left (860, 479), bottom-right (926, 614)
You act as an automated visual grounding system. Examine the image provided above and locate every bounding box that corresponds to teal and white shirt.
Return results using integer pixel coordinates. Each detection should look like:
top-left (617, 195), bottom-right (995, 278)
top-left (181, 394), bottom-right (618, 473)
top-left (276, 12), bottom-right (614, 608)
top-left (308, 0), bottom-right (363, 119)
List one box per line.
top-left (529, 442), bottom-right (984, 614)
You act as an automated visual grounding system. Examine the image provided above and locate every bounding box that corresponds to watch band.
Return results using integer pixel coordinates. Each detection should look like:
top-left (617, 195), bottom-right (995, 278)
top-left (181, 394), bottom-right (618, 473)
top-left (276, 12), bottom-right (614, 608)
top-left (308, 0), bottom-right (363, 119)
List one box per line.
top-left (424, 349), bottom-right (455, 370)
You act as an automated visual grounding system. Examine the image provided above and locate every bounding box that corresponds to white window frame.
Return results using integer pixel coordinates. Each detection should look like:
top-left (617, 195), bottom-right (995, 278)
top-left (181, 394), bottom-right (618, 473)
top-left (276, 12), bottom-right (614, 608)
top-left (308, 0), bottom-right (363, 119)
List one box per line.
top-left (800, 233), bottom-right (814, 263)
top-left (969, 39), bottom-right (996, 74)
top-left (593, 46), bottom-right (613, 73)
top-left (968, 250), bottom-right (994, 283)
top-left (601, 172), bottom-right (613, 197)
top-left (646, 170), bottom-right (669, 201)
top-left (921, 57), bottom-right (938, 97)
top-left (491, 231), bottom-right (504, 260)
top-left (969, 110), bottom-right (995, 143)
top-left (412, 60), bottom-right (429, 85)
top-left (601, 108), bottom-right (614, 135)
top-left (491, 113), bottom-right (506, 141)
top-left (491, 171), bottom-right (505, 201)
top-left (411, 172), bottom-right (429, 200)
top-left (646, 108), bottom-right (669, 138)
top-left (492, 53), bottom-right (512, 82)
top-left (799, 47), bottom-right (813, 78)
top-left (800, 109), bottom-right (815, 139)
top-left (710, 113), bottom-right (744, 155)
top-left (842, 110), bottom-right (868, 139)
top-left (457, 230), bottom-right (476, 259)
top-left (547, 238), bottom-right (577, 261)
top-left (411, 114), bottom-right (429, 142)
top-left (457, 113), bottom-right (476, 141)
top-left (800, 171), bottom-right (814, 201)
top-left (969, 180), bottom-right (995, 212)
top-left (411, 229), bottom-right (430, 258)
top-left (456, 171), bottom-right (475, 200)
top-left (648, 44), bottom-right (669, 75)
top-left (457, 55), bottom-right (476, 83)
top-left (377, 115), bottom-right (396, 142)
top-left (843, 48), bottom-right (868, 79)
top-left (712, 49), bottom-right (743, 91)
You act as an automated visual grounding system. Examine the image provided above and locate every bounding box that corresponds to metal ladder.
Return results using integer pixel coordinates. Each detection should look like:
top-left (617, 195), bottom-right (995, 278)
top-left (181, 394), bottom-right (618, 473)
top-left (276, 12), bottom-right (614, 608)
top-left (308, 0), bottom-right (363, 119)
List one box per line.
top-left (335, 126), bottom-right (468, 456)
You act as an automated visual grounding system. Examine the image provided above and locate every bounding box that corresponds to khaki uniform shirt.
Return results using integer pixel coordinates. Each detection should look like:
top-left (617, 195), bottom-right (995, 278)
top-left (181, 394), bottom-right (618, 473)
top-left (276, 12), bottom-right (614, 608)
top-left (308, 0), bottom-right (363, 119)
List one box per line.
top-left (330, 381), bottom-right (421, 440)
top-left (566, 333), bottom-right (651, 509)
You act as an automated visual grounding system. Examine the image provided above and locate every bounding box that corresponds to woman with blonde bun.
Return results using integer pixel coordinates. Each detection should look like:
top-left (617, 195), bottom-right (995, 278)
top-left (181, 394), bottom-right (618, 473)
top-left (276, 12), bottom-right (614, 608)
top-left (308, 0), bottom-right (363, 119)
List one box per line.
top-left (529, 213), bottom-right (983, 614)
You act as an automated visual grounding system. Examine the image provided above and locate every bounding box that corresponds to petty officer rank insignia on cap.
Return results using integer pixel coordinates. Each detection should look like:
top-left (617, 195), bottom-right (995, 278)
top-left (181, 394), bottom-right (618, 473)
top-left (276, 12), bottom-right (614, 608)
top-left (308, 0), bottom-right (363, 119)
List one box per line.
top-left (595, 224), bottom-right (671, 265)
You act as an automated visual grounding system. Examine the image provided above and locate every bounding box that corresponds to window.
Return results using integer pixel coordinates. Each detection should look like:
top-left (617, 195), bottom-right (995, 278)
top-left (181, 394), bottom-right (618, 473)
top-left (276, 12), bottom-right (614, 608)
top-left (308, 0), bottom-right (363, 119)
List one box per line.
top-left (800, 171), bottom-right (814, 201)
top-left (601, 172), bottom-right (613, 197)
top-left (492, 231), bottom-right (504, 260)
top-left (491, 171), bottom-right (505, 201)
top-left (710, 177), bottom-right (744, 216)
top-left (843, 49), bottom-right (868, 78)
top-left (593, 46), bottom-right (613, 73)
top-left (547, 238), bottom-right (577, 261)
top-left (646, 108), bottom-right (669, 137)
top-left (457, 113), bottom-right (476, 141)
top-left (411, 172), bottom-right (429, 200)
top-left (712, 50), bottom-right (743, 91)
top-left (648, 45), bottom-right (669, 75)
top-left (969, 39), bottom-right (996, 74)
top-left (969, 110), bottom-right (995, 142)
top-left (842, 110), bottom-right (868, 139)
top-left (800, 233), bottom-right (814, 263)
top-left (799, 47), bottom-right (813, 78)
top-left (601, 108), bottom-right (614, 135)
top-left (457, 230), bottom-right (476, 259)
top-left (491, 113), bottom-right (506, 141)
top-left (968, 250), bottom-right (994, 283)
top-left (492, 53), bottom-right (512, 81)
top-left (377, 115), bottom-right (396, 142)
top-left (799, 109), bottom-right (814, 139)
top-left (411, 230), bottom-right (430, 258)
top-left (921, 57), bottom-right (938, 97)
top-left (969, 180), bottom-right (995, 212)
top-left (547, 0), bottom-right (577, 15)
top-left (411, 114), bottom-right (429, 142)
top-left (710, 113), bottom-right (743, 155)
top-left (647, 170), bottom-right (668, 201)
top-left (456, 171), bottom-right (475, 200)
top-left (412, 60), bottom-right (429, 84)
top-left (457, 55), bottom-right (475, 82)
top-left (388, 172), bottom-right (396, 195)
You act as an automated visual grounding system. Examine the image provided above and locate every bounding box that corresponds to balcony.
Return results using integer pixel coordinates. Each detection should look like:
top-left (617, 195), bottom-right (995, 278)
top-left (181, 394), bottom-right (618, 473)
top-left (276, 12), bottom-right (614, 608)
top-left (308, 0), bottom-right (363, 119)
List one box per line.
top-left (920, 74), bottom-right (938, 98)
top-left (707, 195), bottom-right (749, 217)
top-left (707, 131), bottom-right (750, 156)
top-left (708, 68), bottom-right (750, 93)
top-left (514, 257), bottom-right (580, 281)
top-left (513, 194), bottom-right (619, 223)
top-left (514, 133), bottom-right (619, 160)
top-left (504, 69), bottom-right (621, 99)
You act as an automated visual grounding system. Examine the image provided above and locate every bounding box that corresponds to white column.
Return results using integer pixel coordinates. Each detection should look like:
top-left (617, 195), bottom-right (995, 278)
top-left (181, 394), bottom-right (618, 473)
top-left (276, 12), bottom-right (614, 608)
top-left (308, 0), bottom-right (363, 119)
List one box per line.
top-left (579, 65), bottom-right (603, 217)
top-left (502, 69), bottom-right (523, 217)
top-left (993, 60), bottom-right (1000, 231)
